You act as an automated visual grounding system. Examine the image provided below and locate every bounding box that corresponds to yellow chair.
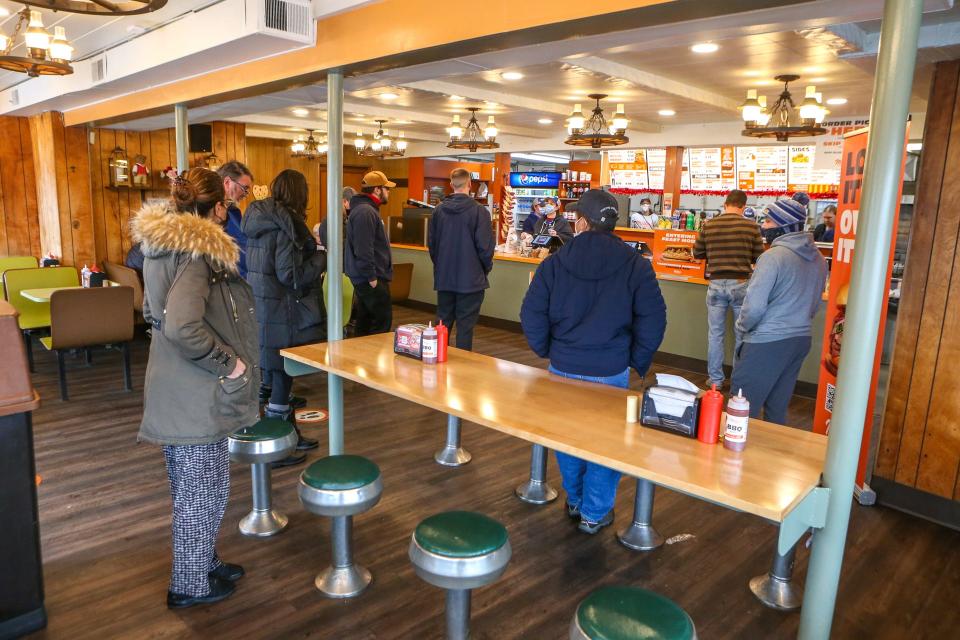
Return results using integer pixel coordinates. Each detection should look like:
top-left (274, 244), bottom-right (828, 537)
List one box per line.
top-left (323, 274), bottom-right (355, 332)
top-left (3, 266), bottom-right (80, 371)
top-left (0, 256), bottom-right (39, 300)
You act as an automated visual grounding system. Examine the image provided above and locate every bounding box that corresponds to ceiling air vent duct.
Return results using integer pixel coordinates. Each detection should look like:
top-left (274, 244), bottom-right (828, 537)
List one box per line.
top-left (259, 0), bottom-right (314, 43)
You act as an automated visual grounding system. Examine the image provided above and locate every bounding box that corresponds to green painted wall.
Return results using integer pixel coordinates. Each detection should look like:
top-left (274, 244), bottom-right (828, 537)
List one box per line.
top-left (393, 246), bottom-right (825, 384)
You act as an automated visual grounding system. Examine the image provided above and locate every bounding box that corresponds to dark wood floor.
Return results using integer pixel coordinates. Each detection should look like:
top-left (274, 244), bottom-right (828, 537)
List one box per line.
top-left (24, 306), bottom-right (960, 639)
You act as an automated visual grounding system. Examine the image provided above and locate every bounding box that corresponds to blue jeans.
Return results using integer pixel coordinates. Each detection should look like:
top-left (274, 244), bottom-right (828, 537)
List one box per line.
top-left (706, 279), bottom-right (749, 385)
top-left (548, 365), bottom-right (629, 522)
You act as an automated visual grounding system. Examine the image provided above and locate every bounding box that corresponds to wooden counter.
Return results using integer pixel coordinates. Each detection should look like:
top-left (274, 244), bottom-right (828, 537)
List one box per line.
top-left (283, 334), bottom-right (827, 523)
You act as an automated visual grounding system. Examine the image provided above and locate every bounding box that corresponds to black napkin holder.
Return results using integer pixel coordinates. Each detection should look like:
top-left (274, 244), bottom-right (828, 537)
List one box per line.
top-left (641, 385), bottom-right (701, 438)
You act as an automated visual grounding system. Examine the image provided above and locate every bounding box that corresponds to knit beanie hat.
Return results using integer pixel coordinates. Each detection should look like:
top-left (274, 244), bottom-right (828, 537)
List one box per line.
top-left (765, 192), bottom-right (809, 229)
top-left (743, 206), bottom-right (757, 219)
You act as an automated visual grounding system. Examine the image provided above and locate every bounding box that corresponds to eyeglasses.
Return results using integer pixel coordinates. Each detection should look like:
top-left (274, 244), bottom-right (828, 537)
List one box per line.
top-left (231, 178), bottom-right (250, 198)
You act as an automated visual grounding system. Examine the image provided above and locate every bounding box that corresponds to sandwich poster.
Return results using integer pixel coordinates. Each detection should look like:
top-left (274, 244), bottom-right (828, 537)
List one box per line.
top-left (813, 126), bottom-right (907, 490)
top-left (652, 230), bottom-right (705, 282)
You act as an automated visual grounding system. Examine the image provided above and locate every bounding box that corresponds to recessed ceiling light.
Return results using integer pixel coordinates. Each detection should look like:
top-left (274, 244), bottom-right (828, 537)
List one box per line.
top-left (292, 108), bottom-right (309, 117)
top-left (0, 7), bottom-right (10, 17)
top-left (353, 113), bottom-right (366, 118)
top-left (484, 101), bottom-right (499, 107)
top-left (538, 118), bottom-right (553, 125)
top-left (827, 97), bottom-right (847, 105)
top-left (379, 92), bottom-right (399, 100)
top-left (809, 77), bottom-right (827, 83)
top-left (691, 42), bottom-right (719, 54)
top-left (393, 119), bottom-right (413, 125)
top-left (449, 95), bottom-right (464, 101)
top-left (501, 71), bottom-right (524, 81)
top-left (658, 109), bottom-right (676, 116)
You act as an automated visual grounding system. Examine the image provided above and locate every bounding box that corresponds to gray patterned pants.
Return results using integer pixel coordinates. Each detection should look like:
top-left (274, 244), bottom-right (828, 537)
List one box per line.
top-left (163, 439), bottom-right (230, 596)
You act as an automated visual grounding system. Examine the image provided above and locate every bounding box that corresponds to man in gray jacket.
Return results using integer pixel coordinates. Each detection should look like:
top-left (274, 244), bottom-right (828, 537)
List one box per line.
top-left (731, 193), bottom-right (827, 425)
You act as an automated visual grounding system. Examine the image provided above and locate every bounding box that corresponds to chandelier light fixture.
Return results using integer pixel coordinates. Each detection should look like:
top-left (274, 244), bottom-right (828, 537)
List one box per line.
top-left (741, 75), bottom-right (828, 142)
top-left (19, 0), bottom-right (167, 16)
top-left (564, 94), bottom-right (629, 148)
top-left (447, 107), bottom-right (499, 152)
top-left (0, 9), bottom-right (73, 77)
top-left (290, 130), bottom-right (327, 160)
top-left (358, 120), bottom-right (407, 158)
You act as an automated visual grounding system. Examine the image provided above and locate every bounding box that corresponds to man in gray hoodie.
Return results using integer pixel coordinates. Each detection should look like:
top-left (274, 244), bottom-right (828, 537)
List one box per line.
top-left (731, 192), bottom-right (827, 425)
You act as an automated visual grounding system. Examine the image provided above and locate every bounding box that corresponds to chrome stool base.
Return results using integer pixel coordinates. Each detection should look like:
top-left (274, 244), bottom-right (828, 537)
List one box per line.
top-left (316, 563), bottom-right (372, 599)
top-left (617, 478), bottom-right (663, 551)
top-left (239, 508), bottom-right (288, 537)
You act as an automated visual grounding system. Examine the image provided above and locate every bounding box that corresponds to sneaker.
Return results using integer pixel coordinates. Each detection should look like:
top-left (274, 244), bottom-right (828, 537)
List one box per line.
top-left (167, 576), bottom-right (235, 609)
top-left (566, 502), bottom-right (581, 520)
top-left (209, 563), bottom-right (244, 582)
top-left (578, 510), bottom-right (614, 535)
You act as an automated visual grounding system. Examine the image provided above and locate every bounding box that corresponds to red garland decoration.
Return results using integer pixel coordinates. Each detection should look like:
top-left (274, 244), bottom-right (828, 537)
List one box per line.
top-left (608, 187), bottom-right (838, 200)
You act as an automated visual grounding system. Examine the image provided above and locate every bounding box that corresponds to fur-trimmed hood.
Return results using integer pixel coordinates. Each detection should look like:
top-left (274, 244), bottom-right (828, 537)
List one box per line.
top-left (131, 202), bottom-right (239, 272)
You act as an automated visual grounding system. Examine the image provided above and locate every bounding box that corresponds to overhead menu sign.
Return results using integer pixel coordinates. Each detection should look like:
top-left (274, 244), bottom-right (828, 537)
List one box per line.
top-left (787, 145), bottom-right (816, 191)
top-left (736, 146), bottom-right (788, 191)
top-left (681, 148), bottom-right (691, 190)
top-left (647, 148), bottom-right (666, 190)
top-left (608, 149), bottom-right (650, 190)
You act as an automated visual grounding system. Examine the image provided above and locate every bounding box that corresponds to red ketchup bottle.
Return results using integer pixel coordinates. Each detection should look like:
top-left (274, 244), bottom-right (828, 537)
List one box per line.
top-left (698, 384), bottom-right (723, 444)
top-left (436, 320), bottom-right (449, 363)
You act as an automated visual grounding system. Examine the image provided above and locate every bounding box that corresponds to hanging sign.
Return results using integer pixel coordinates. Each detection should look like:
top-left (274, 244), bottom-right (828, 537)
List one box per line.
top-left (812, 125), bottom-right (908, 491)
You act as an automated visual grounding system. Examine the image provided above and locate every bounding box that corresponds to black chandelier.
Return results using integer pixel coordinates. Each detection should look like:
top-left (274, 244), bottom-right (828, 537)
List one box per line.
top-left (564, 94), bottom-right (629, 149)
top-left (447, 107), bottom-right (499, 152)
top-left (357, 120), bottom-right (407, 158)
top-left (741, 75), bottom-right (827, 142)
top-left (291, 130), bottom-right (327, 160)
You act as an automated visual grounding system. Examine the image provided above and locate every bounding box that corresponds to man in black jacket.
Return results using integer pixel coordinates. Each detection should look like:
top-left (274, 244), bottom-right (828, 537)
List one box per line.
top-left (521, 189), bottom-right (667, 534)
top-left (428, 168), bottom-right (495, 350)
top-left (346, 171), bottom-right (395, 336)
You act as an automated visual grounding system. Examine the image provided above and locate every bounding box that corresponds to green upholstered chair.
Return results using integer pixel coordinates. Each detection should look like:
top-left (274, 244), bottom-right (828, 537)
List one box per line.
top-left (3, 266), bottom-right (80, 371)
top-left (409, 511), bottom-right (511, 640)
top-left (0, 256), bottom-right (38, 300)
top-left (322, 274), bottom-right (355, 331)
top-left (298, 455), bottom-right (382, 598)
top-left (229, 418), bottom-right (298, 537)
top-left (569, 586), bottom-right (696, 640)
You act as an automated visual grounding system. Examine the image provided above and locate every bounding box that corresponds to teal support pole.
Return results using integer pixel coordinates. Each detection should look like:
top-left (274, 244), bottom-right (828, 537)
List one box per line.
top-left (798, 1), bottom-right (922, 638)
top-left (326, 70), bottom-right (345, 456)
top-left (174, 103), bottom-right (189, 173)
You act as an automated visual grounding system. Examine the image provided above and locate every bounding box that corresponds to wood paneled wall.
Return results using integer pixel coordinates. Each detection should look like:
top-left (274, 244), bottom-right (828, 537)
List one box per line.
top-left (90, 122), bottom-right (247, 266)
top-left (245, 137), bottom-right (377, 229)
top-left (0, 116), bottom-right (40, 258)
top-left (876, 60), bottom-right (960, 502)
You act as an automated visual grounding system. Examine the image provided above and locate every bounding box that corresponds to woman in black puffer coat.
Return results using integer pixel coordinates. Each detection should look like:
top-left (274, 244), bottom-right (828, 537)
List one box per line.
top-left (242, 169), bottom-right (326, 456)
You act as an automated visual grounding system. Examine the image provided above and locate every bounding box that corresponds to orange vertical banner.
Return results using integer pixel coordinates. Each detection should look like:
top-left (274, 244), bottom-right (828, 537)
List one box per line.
top-left (813, 126), bottom-right (908, 490)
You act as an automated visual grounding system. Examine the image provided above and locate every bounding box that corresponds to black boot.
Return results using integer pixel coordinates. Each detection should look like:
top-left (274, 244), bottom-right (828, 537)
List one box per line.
top-left (265, 406), bottom-right (318, 451)
top-left (288, 394), bottom-right (307, 409)
top-left (167, 576), bottom-right (235, 609)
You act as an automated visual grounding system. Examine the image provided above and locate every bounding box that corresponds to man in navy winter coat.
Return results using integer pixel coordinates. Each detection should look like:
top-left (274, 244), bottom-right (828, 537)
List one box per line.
top-left (520, 189), bottom-right (667, 534)
top-left (428, 168), bottom-right (495, 350)
top-left (346, 171), bottom-right (395, 336)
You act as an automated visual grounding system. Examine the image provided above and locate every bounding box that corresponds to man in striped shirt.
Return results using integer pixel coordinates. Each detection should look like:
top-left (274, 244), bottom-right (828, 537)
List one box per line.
top-left (693, 189), bottom-right (764, 389)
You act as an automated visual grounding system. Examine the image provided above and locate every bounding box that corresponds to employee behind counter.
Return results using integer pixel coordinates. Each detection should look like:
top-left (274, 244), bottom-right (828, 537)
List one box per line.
top-left (521, 197), bottom-right (574, 249)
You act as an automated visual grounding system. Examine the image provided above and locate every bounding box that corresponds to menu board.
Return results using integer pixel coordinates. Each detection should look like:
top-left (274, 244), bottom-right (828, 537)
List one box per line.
top-left (647, 148), bottom-right (666, 190)
top-left (681, 148), bottom-right (691, 190)
top-left (811, 139), bottom-right (843, 187)
top-left (651, 229), bottom-right (706, 282)
top-left (688, 147), bottom-right (721, 190)
top-left (609, 149), bottom-right (650, 190)
top-left (787, 145), bottom-right (816, 191)
top-left (736, 146), bottom-right (788, 191)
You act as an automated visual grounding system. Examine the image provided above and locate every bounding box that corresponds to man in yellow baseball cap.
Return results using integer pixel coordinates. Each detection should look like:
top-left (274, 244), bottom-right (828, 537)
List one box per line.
top-left (345, 171), bottom-right (397, 335)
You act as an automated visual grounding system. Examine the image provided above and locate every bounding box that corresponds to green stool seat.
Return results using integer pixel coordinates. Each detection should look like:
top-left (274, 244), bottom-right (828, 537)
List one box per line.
top-left (414, 511), bottom-right (508, 558)
top-left (232, 417), bottom-right (295, 441)
top-left (571, 586), bottom-right (696, 640)
top-left (302, 455), bottom-right (381, 491)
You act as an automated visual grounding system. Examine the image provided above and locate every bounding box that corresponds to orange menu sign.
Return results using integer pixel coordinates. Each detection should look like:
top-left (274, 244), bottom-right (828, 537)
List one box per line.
top-left (651, 229), bottom-right (706, 283)
top-left (813, 126), bottom-right (908, 489)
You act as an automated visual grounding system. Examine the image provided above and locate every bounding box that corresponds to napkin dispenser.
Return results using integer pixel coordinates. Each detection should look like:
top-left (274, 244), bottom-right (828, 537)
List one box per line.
top-left (641, 385), bottom-right (700, 438)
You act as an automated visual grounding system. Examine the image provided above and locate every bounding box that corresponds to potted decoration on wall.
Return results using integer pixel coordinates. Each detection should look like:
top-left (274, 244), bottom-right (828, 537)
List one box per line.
top-left (132, 154), bottom-right (150, 189)
top-left (205, 152), bottom-right (221, 171)
top-left (109, 146), bottom-right (131, 188)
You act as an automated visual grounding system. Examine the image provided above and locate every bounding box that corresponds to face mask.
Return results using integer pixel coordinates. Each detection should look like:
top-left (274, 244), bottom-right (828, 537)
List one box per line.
top-left (541, 205), bottom-right (556, 215)
top-left (574, 218), bottom-right (587, 237)
top-left (640, 204), bottom-right (651, 212)
top-left (761, 226), bottom-right (786, 244)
